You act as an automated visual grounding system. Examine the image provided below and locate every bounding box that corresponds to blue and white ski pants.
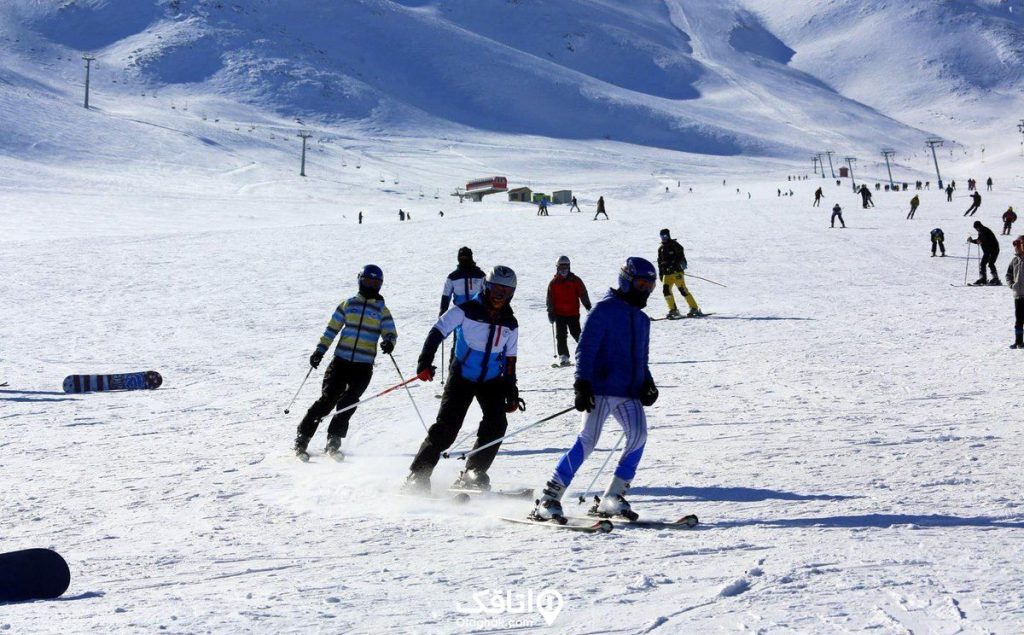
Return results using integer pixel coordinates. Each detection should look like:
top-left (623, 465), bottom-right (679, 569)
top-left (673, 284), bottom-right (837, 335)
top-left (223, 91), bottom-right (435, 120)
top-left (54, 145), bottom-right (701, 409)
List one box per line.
top-left (552, 396), bottom-right (647, 487)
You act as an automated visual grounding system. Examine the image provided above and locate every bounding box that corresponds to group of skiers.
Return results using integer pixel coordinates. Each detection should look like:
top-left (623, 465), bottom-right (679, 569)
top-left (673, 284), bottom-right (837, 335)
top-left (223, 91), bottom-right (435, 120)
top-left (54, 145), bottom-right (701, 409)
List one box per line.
top-left (289, 230), bottom-right (705, 523)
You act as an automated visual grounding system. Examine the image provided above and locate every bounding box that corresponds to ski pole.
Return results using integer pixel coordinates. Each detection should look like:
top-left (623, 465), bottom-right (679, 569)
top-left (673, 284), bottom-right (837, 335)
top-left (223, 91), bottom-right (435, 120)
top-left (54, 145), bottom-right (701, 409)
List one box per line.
top-left (444, 406), bottom-right (575, 460)
top-left (325, 372), bottom-right (426, 419)
top-left (440, 345), bottom-right (445, 386)
top-left (551, 322), bottom-right (558, 358)
top-left (388, 354), bottom-right (432, 433)
top-left (686, 273), bottom-right (727, 288)
top-left (964, 242), bottom-right (972, 285)
top-left (283, 367), bottom-right (313, 414)
top-left (577, 431), bottom-right (625, 504)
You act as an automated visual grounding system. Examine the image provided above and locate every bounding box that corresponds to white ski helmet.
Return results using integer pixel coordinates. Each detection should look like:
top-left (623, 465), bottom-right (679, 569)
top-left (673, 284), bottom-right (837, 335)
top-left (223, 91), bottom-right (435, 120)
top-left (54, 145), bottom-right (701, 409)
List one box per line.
top-left (484, 265), bottom-right (517, 292)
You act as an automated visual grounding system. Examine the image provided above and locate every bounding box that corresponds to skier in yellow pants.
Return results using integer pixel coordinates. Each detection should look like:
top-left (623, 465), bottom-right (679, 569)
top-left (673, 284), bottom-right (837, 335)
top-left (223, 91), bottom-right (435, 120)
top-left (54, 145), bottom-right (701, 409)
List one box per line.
top-left (657, 228), bottom-right (703, 319)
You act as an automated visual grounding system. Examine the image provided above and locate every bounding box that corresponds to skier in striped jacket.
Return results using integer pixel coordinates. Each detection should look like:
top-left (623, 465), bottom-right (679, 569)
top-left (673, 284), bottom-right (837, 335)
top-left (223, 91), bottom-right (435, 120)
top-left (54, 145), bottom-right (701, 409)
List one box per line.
top-left (293, 265), bottom-right (397, 460)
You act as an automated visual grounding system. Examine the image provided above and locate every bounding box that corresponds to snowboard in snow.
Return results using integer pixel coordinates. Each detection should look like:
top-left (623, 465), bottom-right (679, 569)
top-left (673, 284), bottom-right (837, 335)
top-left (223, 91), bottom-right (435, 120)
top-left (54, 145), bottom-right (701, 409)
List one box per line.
top-left (0, 548), bottom-right (71, 602)
top-left (62, 371), bottom-right (162, 394)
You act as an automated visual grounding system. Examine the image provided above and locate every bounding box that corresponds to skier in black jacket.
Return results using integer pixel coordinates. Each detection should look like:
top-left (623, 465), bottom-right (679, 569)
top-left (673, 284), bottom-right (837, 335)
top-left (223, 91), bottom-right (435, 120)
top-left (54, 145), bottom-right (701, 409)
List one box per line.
top-left (439, 247), bottom-right (486, 315)
top-left (968, 221), bottom-right (1001, 285)
top-left (657, 228), bottom-right (702, 318)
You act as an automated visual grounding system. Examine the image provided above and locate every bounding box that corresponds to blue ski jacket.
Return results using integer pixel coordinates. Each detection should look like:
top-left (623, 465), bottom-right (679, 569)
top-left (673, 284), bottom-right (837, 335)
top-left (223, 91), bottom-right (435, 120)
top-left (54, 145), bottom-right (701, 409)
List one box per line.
top-left (575, 290), bottom-right (652, 398)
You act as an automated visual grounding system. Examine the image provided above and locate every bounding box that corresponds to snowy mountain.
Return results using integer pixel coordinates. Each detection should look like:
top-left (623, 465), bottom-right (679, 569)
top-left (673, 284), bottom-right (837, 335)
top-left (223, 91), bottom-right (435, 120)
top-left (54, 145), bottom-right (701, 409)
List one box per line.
top-left (5, 0), bottom-right (1022, 165)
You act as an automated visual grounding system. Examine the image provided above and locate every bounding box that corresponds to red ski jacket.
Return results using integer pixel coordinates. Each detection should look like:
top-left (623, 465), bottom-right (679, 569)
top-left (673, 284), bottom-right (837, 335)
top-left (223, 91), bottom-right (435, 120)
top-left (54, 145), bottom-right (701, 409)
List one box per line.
top-left (547, 273), bottom-right (592, 318)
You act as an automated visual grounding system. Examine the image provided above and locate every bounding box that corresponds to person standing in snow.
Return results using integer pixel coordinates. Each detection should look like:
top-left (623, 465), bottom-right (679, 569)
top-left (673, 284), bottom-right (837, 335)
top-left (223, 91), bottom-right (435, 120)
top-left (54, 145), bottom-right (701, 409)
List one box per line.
top-left (657, 228), bottom-right (703, 319)
top-left (964, 191), bottom-right (982, 217)
top-left (593, 196), bottom-right (608, 220)
top-left (439, 246), bottom-right (486, 315)
top-left (813, 187), bottom-right (823, 207)
top-left (569, 196), bottom-right (581, 213)
top-left (358, 211), bottom-right (363, 225)
top-left (987, 177), bottom-right (993, 191)
top-left (908, 194), bottom-right (920, 220)
top-left (1005, 236), bottom-right (1024, 348)
top-left (293, 265), bottom-right (397, 461)
top-left (968, 221), bottom-right (1001, 285)
top-left (1002, 207), bottom-right (1017, 236)
top-left (831, 203), bottom-right (846, 228)
top-left (930, 228), bottom-right (946, 257)
top-left (946, 184), bottom-right (954, 202)
top-left (530, 257), bottom-right (659, 523)
top-left (547, 256), bottom-right (592, 366)
top-left (859, 184), bottom-right (874, 208)
top-left (405, 266), bottom-right (522, 493)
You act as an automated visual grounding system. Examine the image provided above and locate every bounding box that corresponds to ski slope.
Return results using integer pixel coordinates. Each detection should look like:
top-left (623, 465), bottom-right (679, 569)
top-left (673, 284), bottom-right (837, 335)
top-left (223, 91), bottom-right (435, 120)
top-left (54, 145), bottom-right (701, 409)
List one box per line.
top-left (2, 0), bottom-right (1024, 632)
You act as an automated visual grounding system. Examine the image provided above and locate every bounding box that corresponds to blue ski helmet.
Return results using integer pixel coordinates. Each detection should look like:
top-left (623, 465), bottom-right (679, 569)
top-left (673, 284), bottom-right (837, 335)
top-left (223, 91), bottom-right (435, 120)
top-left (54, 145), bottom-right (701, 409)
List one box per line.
top-left (358, 264), bottom-right (384, 291)
top-left (617, 257), bottom-right (657, 296)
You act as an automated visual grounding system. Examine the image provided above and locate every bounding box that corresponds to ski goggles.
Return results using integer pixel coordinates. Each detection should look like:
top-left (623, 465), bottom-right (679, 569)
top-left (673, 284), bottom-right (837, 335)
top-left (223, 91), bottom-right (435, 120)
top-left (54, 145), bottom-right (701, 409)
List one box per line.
top-left (632, 277), bottom-right (656, 294)
top-left (359, 276), bottom-right (383, 290)
top-left (557, 264), bottom-right (570, 273)
top-left (488, 284), bottom-right (515, 301)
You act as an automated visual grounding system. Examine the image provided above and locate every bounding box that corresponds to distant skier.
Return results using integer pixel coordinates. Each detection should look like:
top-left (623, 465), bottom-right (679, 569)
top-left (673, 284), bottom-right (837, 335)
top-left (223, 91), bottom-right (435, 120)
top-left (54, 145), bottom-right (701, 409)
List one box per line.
top-left (831, 203), bottom-right (846, 228)
top-left (399, 209), bottom-right (406, 221)
top-left (405, 266), bottom-right (522, 493)
top-left (657, 228), bottom-right (702, 319)
top-left (1003, 207), bottom-right (1017, 235)
top-left (293, 265), bottom-right (397, 461)
top-left (569, 196), bottom-right (581, 213)
top-left (813, 187), bottom-right (823, 207)
top-left (547, 256), bottom-right (592, 366)
top-left (593, 196), bottom-right (608, 220)
top-left (859, 184), bottom-right (874, 208)
top-left (946, 184), bottom-right (954, 202)
top-left (987, 177), bottom-right (993, 191)
top-left (930, 228), bottom-right (946, 257)
top-left (530, 257), bottom-right (659, 523)
top-left (439, 246), bottom-right (486, 315)
top-left (537, 199), bottom-right (549, 216)
top-left (964, 191), bottom-right (982, 217)
top-left (1005, 236), bottom-right (1024, 348)
top-left (968, 221), bottom-right (1001, 285)
top-left (358, 211), bottom-right (363, 225)
top-left (907, 195), bottom-right (920, 220)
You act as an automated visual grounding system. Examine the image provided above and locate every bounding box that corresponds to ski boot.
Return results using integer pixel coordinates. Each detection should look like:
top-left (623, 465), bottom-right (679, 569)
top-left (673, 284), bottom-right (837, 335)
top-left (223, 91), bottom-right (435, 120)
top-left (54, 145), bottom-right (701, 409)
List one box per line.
top-left (666, 308), bottom-right (682, 320)
top-left (1011, 329), bottom-right (1024, 349)
top-left (589, 476), bottom-right (639, 521)
top-left (528, 480), bottom-right (567, 524)
top-left (973, 277), bottom-right (988, 286)
top-left (989, 278), bottom-right (1003, 286)
top-left (324, 435), bottom-right (344, 461)
top-left (293, 434), bottom-right (311, 462)
top-left (558, 354), bottom-right (572, 367)
top-left (452, 469), bottom-right (491, 491)
top-left (401, 471), bottom-right (432, 495)
top-left (687, 307), bottom-right (705, 318)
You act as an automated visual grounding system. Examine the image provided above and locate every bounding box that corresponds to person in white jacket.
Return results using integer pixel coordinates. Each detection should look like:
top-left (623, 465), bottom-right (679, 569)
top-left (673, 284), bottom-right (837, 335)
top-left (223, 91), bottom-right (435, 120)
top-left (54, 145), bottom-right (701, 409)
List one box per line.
top-left (1006, 236), bottom-right (1024, 349)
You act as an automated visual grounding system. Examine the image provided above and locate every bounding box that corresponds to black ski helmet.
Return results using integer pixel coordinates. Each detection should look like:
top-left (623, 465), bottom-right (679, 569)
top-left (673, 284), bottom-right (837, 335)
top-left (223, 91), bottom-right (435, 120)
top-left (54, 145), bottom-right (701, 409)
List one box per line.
top-left (660, 228), bottom-right (671, 240)
top-left (357, 264), bottom-right (383, 295)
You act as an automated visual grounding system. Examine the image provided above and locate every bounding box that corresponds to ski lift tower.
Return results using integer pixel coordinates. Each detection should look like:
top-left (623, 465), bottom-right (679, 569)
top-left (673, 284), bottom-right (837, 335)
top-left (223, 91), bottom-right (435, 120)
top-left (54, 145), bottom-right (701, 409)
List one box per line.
top-left (817, 153), bottom-right (826, 179)
top-left (824, 150), bottom-right (837, 178)
top-left (881, 149), bottom-right (896, 190)
top-left (845, 157), bottom-right (858, 192)
top-left (297, 129), bottom-right (312, 177)
top-left (82, 54), bottom-right (96, 109)
top-left (925, 138), bottom-right (944, 189)
top-left (812, 155), bottom-right (820, 176)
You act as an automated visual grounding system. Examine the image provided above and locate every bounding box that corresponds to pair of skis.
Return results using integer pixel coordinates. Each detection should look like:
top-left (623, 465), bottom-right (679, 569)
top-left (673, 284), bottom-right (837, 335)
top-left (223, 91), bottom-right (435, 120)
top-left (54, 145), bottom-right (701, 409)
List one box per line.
top-left (651, 313), bottom-right (715, 322)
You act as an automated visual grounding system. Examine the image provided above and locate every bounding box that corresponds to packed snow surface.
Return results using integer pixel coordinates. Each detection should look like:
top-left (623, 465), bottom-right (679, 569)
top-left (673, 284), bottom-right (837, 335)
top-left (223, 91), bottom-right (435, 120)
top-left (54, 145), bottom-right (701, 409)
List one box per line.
top-left (2, 0), bottom-right (1024, 633)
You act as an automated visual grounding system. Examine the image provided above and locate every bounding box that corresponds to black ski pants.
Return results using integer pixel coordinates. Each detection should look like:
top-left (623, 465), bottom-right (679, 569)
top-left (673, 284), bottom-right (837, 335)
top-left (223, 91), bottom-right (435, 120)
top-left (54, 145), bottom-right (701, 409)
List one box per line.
top-left (931, 237), bottom-right (945, 256)
top-left (408, 373), bottom-right (508, 477)
top-left (1015, 297), bottom-right (1024, 331)
top-left (965, 204), bottom-right (980, 216)
top-left (1003, 221), bottom-right (1014, 235)
top-left (554, 315), bottom-right (582, 358)
top-left (980, 245), bottom-right (1000, 279)
top-left (297, 357), bottom-right (373, 439)
top-left (831, 211), bottom-right (845, 227)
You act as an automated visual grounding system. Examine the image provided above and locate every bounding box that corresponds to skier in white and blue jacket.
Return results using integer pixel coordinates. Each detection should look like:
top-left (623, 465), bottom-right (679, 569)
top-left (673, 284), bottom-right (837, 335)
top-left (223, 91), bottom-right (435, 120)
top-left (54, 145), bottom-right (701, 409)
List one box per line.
top-left (439, 246), bottom-right (486, 315)
top-left (405, 266), bottom-right (523, 493)
top-left (531, 257), bottom-right (659, 523)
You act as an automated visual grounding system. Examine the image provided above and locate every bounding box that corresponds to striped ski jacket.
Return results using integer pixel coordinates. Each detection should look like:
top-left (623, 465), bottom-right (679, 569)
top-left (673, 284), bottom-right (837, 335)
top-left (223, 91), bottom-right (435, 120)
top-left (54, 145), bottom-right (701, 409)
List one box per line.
top-left (316, 293), bottom-right (397, 365)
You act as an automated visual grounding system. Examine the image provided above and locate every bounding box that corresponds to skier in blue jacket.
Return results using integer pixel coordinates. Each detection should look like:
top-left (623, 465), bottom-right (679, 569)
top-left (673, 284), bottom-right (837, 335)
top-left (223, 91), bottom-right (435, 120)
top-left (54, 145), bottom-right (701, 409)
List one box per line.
top-left (530, 257), bottom-right (659, 523)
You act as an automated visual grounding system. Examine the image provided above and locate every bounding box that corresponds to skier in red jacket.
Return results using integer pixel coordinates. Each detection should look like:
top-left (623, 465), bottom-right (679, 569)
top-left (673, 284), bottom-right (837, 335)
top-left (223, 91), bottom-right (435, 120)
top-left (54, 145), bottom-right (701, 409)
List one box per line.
top-left (547, 256), bottom-right (592, 366)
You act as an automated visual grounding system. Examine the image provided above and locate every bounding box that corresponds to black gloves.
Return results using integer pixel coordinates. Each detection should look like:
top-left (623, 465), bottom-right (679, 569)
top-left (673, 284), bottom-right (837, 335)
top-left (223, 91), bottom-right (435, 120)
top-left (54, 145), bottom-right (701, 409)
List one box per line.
top-left (380, 339), bottom-right (395, 355)
top-left (505, 382), bottom-right (525, 413)
top-left (574, 380), bottom-right (595, 412)
top-left (309, 349), bottom-right (325, 369)
top-left (548, 312), bottom-right (556, 323)
top-left (640, 378), bottom-right (659, 407)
